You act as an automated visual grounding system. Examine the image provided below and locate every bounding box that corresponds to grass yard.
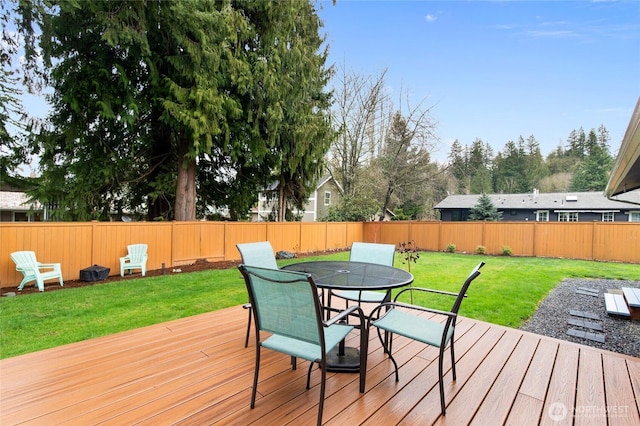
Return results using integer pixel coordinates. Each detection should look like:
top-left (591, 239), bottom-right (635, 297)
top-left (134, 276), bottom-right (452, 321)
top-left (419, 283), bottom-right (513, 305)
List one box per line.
top-left (1, 251), bottom-right (638, 359)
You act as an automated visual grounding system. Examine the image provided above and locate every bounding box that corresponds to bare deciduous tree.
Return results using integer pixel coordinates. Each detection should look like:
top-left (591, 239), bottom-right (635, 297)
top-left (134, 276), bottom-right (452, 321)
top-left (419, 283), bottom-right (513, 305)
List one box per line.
top-left (374, 92), bottom-right (438, 220)
top-left (326, 64), bottom-right (389, 197)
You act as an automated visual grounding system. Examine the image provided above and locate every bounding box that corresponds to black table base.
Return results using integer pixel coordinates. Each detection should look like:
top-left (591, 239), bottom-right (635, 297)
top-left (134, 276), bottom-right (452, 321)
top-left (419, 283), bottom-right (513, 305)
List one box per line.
top-left (326, 346), bottom-right (361, 373)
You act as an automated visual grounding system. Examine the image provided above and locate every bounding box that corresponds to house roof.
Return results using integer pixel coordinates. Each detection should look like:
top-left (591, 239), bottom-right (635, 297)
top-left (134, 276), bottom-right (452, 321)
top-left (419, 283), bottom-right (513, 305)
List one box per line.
top-left (0, 191), bottom-right (40, 211)
top-left (606, 97), bottom-right (640, 196)
top-left (434, 191), bottom-right (640, 211)
top-left (261, 175), bottom-right (343, 193)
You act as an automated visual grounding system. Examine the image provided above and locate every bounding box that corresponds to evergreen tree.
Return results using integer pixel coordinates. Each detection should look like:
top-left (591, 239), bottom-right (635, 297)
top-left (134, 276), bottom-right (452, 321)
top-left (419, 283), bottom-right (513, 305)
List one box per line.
top-left (493, 134), bottom-right (548, 193)
top-left (470, 167), bottom-right (493, 194)
top-left (545, 144), bottom-right (577, 175)
top-left (447, 139), bottom-right (467, 193)
top-left (0, 0), bottom-right (35, 188)
top-left (566, 127), bottom-right (587, 159)
top-left (467, 193), bottom-right (502, 221)
top-left (570, 126), bottom-right (613, 191)
top-left (524, 134), bottom-right (549, 189)
top-left (467, 138), bottom-right (492, 194)
top-left (21, 0), bottom-right (332, 221)
top-left (493, 139), bottom-right (523, 192)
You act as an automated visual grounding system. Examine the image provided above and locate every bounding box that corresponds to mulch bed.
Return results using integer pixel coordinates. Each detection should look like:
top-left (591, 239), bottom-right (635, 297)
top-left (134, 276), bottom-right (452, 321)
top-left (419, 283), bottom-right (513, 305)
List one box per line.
top-left (1, 258), bottom-right (239, 296)
top-left (1, 250), bottom-right (343, 297)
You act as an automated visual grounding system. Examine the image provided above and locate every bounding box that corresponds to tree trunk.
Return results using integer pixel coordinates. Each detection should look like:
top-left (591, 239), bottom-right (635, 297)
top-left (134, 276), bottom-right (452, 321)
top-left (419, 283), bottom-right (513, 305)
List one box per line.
top-left (277, 182), bottom-right (286, 222)
top-left (380, 184), bottom-right (393, 221)
top-left (174, 139), bottom-right (197, 221)
top-left (146, 119), bottom-right (172, 221)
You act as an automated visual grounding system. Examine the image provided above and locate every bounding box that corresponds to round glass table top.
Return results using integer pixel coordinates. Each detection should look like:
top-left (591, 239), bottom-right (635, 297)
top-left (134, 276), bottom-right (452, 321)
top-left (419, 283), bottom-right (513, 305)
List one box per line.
top-left (282, 260), bottom-right (413, 290)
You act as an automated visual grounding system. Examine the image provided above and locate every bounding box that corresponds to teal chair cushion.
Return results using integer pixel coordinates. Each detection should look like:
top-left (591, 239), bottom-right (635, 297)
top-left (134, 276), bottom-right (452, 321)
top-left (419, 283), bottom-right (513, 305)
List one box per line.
top-left (373, 309), bottom-right (454, 348)
top-left (263, 323), bottom-right (353, 361)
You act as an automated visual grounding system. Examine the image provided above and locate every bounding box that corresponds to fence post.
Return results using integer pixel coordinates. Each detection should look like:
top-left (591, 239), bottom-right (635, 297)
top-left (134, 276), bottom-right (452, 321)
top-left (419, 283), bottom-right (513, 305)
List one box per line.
top-left (591, 222), bottom-right (596, 261)
top-left (91, 220), bottom-right (97, 266)
top-left (532, 221), bottom-right (537, 257)
top-left (171, 221), bottom-right (176, 267)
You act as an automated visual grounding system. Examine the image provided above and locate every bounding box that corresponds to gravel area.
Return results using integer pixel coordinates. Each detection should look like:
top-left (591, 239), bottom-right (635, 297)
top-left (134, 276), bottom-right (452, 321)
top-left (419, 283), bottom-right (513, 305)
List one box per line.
top-left (520, 278), bottom-right (640, 357)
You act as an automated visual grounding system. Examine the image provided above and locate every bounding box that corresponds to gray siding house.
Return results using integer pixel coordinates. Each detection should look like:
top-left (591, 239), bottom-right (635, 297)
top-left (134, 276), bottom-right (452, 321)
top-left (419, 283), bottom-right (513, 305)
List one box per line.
top-left (435, 190), bottom-right (640, 222)
top-left (251, 176), bottom-right (343, 222)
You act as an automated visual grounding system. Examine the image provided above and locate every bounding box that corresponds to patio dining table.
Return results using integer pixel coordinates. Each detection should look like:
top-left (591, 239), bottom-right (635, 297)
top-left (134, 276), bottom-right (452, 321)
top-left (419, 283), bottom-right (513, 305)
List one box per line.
top-left (282, 260), bottom-right (414, 372)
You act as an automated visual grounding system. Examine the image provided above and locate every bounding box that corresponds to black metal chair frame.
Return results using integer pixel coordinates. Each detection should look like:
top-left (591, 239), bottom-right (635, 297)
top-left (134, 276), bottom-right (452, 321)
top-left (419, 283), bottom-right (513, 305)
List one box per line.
top-left (367, 262), bottom-right (485, 416)
top-left (239, 264), bottom-right (368, 426)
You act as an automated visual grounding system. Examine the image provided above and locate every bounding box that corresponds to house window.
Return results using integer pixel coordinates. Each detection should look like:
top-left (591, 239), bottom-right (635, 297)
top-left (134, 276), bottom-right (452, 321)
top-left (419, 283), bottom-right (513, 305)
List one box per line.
top-left (13, 212), bottom-right (29, 222)
top-left (630, 211), bottom-right (640, 222)
top-left (602, 212), bottom-right (614, 222)
top-left (536, 211), bottom-right (549, 222)
top-left (558, 212), bottom-right (578, 222)
top-left (324, 191), bottom-right (331, 206)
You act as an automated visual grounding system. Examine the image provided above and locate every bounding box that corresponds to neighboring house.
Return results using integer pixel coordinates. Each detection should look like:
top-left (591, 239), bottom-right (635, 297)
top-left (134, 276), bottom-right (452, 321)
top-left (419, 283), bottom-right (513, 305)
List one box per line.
top-left (251, 176), bottom-right (343, 222)
top-left (0, 190), bottom-right (43, 222)
top-left (375, 208), bottom-right (396, 222)
top-left (434, 190), bottom-right (640, 222)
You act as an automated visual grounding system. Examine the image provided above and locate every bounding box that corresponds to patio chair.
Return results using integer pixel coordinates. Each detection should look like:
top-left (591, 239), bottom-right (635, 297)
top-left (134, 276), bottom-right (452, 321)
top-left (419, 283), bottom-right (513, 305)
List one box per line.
top-left (327, 242), bottom-right (396, 310)
top-left (10, 251), bottom-right (64, 292)
top-left (238, 264), bottom-right (367, 426)
top-left (368, 261), bottom-right (485, 416)
top-left (119, 244), bottom-right (148, 277)
top-left (236, 241), bottom-right (279, 348)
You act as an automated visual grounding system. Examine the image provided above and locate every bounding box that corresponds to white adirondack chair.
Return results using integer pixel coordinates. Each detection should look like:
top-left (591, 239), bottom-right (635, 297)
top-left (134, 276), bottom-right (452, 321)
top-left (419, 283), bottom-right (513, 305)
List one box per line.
top-left (120, 244), bottom-right (148, 277)
top-left (10, 251), bottom-right (64, 292)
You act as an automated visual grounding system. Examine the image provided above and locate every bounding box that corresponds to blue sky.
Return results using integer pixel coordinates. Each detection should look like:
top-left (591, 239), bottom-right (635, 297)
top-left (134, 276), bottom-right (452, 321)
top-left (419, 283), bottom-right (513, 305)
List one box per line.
top-left (317, 0), bottom-right (640, 162)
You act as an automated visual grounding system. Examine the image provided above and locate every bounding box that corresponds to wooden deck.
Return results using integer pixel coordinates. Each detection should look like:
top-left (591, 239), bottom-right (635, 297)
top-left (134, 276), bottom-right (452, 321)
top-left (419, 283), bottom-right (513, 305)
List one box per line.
top-left (1, 305), bottom-right (639, 425)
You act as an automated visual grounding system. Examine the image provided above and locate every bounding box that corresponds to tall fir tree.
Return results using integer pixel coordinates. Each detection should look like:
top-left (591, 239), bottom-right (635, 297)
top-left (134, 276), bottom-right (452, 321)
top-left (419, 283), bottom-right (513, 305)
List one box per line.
top-left (570, 126), bottom-right (613, 192)
top-left (447, 139), bottom-right (467, 194)
top-left (468, 139), bottom-right (492, 194)
top-left (21, 0), bottom-right (332, 221)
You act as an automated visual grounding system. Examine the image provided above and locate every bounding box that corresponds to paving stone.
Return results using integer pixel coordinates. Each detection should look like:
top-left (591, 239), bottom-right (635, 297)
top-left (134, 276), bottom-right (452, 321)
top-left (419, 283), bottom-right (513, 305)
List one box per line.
top-left (567, 318), bottom-right (603, 331)
top-left (569, 310), bottom-right (600, 320)
top-left (567, 328), bottom-right (586, 338)
top-left (585, 332), bottom-right (606, 343)
top-left (576, 287), bottom-right (599, 297)
top-left (567, 328), bottom-right (605, 343)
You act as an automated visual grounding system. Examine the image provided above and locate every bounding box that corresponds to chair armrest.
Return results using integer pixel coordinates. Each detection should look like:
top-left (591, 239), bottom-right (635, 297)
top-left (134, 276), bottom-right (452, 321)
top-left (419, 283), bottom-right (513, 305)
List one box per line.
top-left (324, 305), bottom-right (363, 327)
top-left (387, 301), bottom-right (456, 318)
top-left (369, 300), bottom-right (456, 323)
top-left (394, 286), bottom-right (460, 302)
top-left (36, 262), bottom-right (61, 272)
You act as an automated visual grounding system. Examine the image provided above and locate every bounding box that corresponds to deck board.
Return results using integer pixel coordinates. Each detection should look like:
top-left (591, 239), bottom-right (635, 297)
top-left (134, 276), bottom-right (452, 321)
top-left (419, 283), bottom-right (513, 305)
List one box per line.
top-left (1, 305), bottom-right (638, 425)
top-left (539, 344), bottom-right (579, 426)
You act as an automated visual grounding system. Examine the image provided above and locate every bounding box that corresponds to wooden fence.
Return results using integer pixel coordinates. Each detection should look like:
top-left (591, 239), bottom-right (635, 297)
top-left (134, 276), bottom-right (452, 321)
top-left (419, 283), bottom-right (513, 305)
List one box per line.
top-left (1, 221), bottom-right (639, 288)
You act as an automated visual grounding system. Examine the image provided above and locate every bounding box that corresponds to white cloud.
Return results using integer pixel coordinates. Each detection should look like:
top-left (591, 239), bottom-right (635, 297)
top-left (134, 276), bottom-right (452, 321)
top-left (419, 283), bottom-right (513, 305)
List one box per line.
top-left (526, 30), bottom-right (578, 38)
top-left (425, 14), bottom-right (437, 23)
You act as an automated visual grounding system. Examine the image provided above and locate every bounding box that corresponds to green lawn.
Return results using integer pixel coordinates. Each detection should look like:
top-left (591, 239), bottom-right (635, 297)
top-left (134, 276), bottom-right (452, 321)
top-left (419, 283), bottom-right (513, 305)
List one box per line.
top-left (1, 251), bottom-right (638, 359)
